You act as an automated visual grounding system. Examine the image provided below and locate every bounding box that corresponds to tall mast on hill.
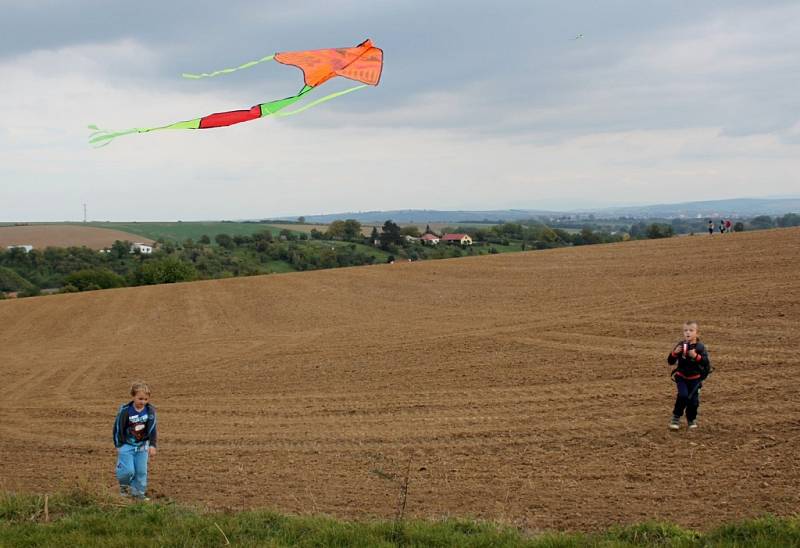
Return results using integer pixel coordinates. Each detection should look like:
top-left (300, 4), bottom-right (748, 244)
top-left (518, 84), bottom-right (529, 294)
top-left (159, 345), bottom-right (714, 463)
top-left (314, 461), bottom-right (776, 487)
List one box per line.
top-left (83, 203), bottom-right (87, 223)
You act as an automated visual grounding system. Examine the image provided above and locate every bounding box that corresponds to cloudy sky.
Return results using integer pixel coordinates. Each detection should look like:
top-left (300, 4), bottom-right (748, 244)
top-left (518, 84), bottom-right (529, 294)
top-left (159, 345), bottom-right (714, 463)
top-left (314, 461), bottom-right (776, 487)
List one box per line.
top-left (1, 1), bottom-right (798, 221)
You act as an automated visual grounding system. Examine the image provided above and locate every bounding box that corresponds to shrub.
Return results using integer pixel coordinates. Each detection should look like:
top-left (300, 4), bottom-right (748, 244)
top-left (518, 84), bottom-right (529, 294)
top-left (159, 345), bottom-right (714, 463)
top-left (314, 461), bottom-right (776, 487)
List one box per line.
top-left (646, 223), bottom-right (674, 239)
top-left (777, 213), bottom-right (800, 228)
top-left (64, 269), bottom-right (126, 291)
top-left (214, 234), bottom-right (234, 249)
top-left (0, 266), bottom-right (36, 293)
top-left (135, 257), bottom-right (197, 285)
top-left (750, 215), bottom-right (774, 230)
top-left (17, 287), bottom-right (41, 298)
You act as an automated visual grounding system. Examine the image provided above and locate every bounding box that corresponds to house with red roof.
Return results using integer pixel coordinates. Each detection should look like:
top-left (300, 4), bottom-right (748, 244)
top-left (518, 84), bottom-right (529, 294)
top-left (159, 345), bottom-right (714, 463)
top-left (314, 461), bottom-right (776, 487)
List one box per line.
top-left (441, 233), bottom-right (473, 246)
top-left (420, 233), bottom-right (440, 245)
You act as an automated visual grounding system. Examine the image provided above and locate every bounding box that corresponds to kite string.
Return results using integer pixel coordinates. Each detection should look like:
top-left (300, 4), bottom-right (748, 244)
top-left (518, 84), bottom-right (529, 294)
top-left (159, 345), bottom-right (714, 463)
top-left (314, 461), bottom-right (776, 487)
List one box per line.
top-left (182, 54), bottom-right (275, 79)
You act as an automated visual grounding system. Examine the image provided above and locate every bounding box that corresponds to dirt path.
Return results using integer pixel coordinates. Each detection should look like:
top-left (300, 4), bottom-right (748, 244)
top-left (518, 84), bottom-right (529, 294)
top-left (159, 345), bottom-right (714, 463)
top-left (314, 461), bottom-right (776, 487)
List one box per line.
top-left (1, 228), bottom-right (798, 531)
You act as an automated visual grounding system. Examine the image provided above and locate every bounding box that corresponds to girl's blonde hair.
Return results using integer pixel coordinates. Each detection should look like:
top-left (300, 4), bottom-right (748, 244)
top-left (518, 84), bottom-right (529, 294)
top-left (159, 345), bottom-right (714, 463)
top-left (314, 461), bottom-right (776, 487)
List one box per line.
top-left (130, 381), bottom-right (152, 396)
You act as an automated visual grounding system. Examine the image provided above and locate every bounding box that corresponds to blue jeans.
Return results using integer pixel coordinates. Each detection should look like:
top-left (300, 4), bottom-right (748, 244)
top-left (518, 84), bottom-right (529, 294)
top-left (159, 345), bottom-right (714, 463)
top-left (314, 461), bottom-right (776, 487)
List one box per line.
top-left (673, 377), bottom-right (701, 422)
top-left (116, 444), bottom-right (149, 497)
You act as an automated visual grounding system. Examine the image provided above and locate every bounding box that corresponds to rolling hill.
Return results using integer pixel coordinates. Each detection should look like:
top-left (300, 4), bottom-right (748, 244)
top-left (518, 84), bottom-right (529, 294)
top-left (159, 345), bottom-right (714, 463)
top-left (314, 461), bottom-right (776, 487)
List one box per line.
top-left (1, 228), bottom-right (798, 531)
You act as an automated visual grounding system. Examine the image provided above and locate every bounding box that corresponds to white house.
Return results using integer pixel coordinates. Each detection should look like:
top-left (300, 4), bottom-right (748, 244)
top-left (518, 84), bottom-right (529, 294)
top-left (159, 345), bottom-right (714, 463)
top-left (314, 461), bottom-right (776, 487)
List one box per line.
top-left (441, 233), bottom-right (473, 246)
top-left (420, 233), bottom-right (440, 245)
top-left (6, 245), bottom-right (33, 253)
top-left (130, 242), bottom-right (154, 254)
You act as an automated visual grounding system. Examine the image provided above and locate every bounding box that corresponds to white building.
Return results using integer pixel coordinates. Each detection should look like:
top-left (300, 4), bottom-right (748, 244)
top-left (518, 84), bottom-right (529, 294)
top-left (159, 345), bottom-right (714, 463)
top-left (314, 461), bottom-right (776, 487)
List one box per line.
top-left (130, 242), bottom-right (154, 254)
top-left (420, 233), bottom-right (440, 245)
top-left (6, 245), bottom-right (34, 253)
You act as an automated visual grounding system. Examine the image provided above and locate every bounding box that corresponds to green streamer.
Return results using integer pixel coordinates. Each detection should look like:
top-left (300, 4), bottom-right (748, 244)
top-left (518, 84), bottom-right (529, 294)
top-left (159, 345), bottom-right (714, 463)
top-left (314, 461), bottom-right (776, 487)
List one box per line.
top-left (182, 55), bottom-right (275, 79)
top-left (275, 85), bottom-right (367, 117)
top-left (88, 117), bottom-right (202, 147)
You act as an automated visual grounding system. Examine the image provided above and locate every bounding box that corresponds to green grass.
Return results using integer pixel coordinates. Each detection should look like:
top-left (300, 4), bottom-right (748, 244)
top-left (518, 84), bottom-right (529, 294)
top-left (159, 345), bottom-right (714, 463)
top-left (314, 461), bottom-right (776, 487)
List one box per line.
top-left (2, 490), bottom-right (799, 547)
top-left (307, 240), bottom-right (394, 261)
top-left (263, 260), bottom-right (295, 273)
top-left (487, 242), bottom-right (527, 253)
top-left (75, 222), bottom-right (294, 243)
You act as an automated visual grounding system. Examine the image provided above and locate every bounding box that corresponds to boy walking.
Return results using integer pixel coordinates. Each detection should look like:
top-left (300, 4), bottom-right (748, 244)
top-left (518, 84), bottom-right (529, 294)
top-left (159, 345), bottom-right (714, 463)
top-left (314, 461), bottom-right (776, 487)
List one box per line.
top-left (667, 321), bottom-right (711, 430)
top-left (113, 381), bottom-right (158, 499)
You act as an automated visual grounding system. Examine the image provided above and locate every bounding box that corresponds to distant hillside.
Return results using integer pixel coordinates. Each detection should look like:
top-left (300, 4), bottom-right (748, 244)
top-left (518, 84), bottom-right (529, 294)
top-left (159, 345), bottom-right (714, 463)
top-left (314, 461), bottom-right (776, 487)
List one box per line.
top-left (589, 197), bottom-right (800, 218)
top-left (280, 198), bottom-right (800, 224)
top-left (276, 209), bottom-right (559, 224)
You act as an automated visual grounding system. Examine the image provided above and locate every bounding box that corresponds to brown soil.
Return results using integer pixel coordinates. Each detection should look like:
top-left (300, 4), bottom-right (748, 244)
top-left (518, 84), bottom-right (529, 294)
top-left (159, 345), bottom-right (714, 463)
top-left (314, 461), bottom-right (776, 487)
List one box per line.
top-left (0, 225), bottom-right (153, 250)
top-left (1, 228), bottom-right (798, 532)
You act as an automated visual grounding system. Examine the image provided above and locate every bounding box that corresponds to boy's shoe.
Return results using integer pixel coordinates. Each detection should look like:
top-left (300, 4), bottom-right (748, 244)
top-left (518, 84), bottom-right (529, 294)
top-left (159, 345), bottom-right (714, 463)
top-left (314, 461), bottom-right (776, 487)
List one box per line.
top-left (119, 486), bottom-right (131, 497)
top-left (669, 416), bottom-right (680, 430)
top-left (133, 495), bottom-right (150, 502)
top-left (688, 420), bottom-right (699, 430)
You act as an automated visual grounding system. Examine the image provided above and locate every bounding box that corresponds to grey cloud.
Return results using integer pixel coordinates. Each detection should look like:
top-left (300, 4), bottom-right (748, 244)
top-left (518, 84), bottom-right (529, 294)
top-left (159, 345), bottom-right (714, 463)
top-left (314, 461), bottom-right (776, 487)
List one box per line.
top-left (2, 0), bottom-right (799, 220)
top-left (4, 0), bottom-right (797, 139)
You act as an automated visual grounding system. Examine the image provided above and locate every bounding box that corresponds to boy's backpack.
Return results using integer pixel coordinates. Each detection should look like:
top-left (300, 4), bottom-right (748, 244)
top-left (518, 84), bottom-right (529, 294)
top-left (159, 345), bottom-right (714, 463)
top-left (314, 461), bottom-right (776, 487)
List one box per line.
top-left (698, 359), bottom-right (712, 380)
top-left (697, 342), bottom-right (713, 380)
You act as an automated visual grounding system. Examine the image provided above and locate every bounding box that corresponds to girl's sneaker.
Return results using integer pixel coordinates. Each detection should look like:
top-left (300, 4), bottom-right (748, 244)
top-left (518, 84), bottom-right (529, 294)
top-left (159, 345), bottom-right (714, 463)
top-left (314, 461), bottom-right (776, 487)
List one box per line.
top-left (669, 416), bottom-right (680, 430)
top-left (688, 420), bottom-right (699, 430)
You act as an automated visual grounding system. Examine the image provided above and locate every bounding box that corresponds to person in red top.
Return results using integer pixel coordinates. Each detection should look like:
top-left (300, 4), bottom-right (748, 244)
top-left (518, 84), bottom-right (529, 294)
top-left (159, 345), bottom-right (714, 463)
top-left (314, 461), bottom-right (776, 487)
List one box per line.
top-left (667, 320), bottom-right (711, 430)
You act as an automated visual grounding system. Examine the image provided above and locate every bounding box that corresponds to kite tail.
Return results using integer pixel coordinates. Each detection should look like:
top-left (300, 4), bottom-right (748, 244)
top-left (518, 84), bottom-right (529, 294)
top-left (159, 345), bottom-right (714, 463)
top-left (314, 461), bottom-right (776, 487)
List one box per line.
top-left (87, 84), bottom-right (365, 146)
top-left (275, 84), bottom-right (367, 117)
top-left (181, 54), bottom-right (275, 79)
top-left (88, 119), bottom-right (201, 147)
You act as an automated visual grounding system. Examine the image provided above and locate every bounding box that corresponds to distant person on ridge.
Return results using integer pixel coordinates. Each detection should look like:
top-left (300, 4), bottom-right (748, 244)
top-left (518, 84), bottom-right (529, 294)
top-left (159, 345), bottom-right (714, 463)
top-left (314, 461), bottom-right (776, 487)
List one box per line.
top-left (667, 321), bottom-right (711, 430)
top-left (725, 219), bottom-right (732, 233)
top-left (719, 220), bottom-right (726, 234)
top-left (113, 381), bottom-right (158, 500)
top-left (707, 220), bottom-right (714, 235)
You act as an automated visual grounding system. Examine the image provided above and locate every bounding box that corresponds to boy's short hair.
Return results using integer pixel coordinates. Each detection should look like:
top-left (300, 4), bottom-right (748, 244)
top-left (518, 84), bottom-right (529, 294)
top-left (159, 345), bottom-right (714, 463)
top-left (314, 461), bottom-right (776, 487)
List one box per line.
top-left (684, 320), bottom-right (699, 328)
top-left (130, 381), bottom-right (152, 396)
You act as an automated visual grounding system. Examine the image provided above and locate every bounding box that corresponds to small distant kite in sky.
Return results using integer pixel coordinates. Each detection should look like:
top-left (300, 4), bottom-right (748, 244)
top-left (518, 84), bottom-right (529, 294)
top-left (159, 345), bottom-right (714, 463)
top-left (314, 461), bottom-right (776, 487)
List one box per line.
top-left (572, 34), bottom-right (584, 40)
top-left (89, 39), bottom-right (383, 146)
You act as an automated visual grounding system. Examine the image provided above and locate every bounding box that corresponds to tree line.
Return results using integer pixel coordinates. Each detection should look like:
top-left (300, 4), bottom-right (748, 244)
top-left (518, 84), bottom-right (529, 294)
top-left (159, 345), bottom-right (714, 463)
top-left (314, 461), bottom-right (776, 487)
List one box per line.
top-left (2, 212), bottom-right (797, 298)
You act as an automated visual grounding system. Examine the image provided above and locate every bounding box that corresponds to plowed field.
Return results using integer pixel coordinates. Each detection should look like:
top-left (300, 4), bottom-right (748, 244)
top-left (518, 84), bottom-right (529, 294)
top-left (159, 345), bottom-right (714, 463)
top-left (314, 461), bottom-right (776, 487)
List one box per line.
top-left (1, 228), bottom-right (798, 531)
top-left (0, 225), bottom-right (152, 250)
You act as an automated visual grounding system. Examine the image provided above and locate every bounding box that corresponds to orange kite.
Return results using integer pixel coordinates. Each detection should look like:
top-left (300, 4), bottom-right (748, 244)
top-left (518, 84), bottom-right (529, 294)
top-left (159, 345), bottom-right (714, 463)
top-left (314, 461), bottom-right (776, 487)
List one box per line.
top-left (89, 39), bottom-right (383, 146)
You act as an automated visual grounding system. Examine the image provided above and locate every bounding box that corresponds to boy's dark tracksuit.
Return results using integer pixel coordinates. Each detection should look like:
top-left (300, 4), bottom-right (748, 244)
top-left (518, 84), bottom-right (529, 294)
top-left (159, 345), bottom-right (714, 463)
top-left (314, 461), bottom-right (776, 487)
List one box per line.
top-left (667, 342), bottom-right (710, 422)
